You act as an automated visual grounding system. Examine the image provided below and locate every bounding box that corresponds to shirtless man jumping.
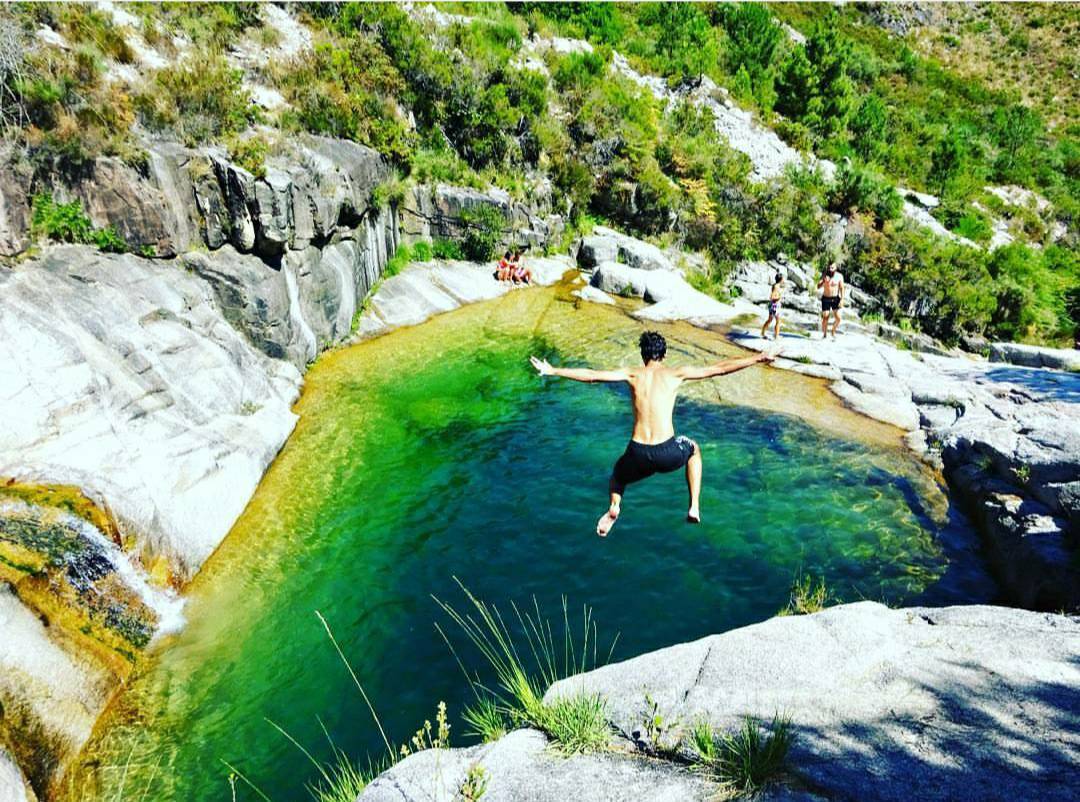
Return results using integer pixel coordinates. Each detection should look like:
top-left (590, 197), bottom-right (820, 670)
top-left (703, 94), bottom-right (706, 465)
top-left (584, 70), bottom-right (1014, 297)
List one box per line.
top-left (818, 262), bottom-right (845, 339)
top-left (530, 331), bottom-right (775, 536)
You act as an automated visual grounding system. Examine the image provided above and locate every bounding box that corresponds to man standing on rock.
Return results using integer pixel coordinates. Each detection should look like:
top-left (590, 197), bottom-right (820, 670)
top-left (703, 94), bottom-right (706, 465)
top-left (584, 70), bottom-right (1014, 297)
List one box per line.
top-left (530, 332), bottom-right (775, 536)
top-left (818, 262), bottom-right (845, 339)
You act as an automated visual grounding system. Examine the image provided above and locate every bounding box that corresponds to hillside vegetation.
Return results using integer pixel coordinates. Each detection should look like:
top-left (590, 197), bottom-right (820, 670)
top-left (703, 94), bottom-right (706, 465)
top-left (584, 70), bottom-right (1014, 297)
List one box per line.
top-left (0, 1), bottom-right (1077, 347)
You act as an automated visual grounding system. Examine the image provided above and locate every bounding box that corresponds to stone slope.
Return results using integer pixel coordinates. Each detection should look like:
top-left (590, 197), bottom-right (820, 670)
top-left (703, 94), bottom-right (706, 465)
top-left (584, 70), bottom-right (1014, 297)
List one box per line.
top-left (727, 328), bottom-right (1080, 609)
top-left (360, 603), bottom-right (1080, 802)
top-left (0, 247), bottom-right (301, 581)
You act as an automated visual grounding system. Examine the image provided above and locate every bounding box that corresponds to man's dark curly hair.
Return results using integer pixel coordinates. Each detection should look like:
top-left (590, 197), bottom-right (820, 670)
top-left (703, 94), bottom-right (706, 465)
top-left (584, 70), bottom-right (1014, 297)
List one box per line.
top-left (639, 330), bottom-right (667, 363)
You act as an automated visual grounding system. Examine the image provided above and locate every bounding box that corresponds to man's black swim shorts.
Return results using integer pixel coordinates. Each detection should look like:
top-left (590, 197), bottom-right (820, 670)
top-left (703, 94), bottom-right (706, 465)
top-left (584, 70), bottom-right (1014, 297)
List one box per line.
top-left (610, 436), bottom-right (696, 494)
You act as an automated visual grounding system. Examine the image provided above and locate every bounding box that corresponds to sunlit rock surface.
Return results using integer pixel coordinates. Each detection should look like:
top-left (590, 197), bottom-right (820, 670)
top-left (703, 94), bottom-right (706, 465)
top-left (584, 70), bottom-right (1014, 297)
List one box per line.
top-left (362, 603), bottom-right (1080, 802)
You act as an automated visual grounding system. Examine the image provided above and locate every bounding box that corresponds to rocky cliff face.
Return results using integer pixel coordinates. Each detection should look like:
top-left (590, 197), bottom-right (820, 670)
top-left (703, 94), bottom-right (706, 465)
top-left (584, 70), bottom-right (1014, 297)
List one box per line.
top-left (0, 132), bottom-right (409, 797)
top-left (360, 602), bottom-right (1080, 802)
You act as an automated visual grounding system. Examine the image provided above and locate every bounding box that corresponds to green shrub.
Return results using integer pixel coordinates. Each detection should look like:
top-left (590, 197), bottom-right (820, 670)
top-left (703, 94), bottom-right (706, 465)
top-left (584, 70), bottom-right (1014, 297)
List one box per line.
top-left (435, 580), bottom-right (618, 755)
top-left (136, 51), bottom-right (255, 145)
top-left (432, 238), bottom-right (465, 260)
top-left (226, 134), bottom-right (269, 179)
top-left (409, 144), bottom-right (483, 188)
top-left (90, 225), bottom-right (127, 253)
top-left (274, 37), bottom-right (414, 164)
top-left (829, 161), bottom-right (902, 223)
top-left (383, 243), bottom-right (414, 278)
top-left (458, 204), bottom-right (506, 262)
top-left (463, 695), bottom-right (507, 744)
top-left (30, 192), bottom-right (126, 252)
top-left (552, 51), bottom-right (606, 93)
top-left (777, 573), bottom-right (834, 616)
top-left (370, 173), bottom-right (408, 210)
top-left (411, 240), bottom-right (433, 262)
top-left (536, 693), bottom-right (611, 755)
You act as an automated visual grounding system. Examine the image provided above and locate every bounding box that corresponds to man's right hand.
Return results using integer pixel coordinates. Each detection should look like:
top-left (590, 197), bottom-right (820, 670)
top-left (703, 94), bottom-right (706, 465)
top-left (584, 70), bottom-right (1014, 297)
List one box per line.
top-left (530, 355), bottom-right (554, 376)
top-left (758, 346), bottom-right (782, 364)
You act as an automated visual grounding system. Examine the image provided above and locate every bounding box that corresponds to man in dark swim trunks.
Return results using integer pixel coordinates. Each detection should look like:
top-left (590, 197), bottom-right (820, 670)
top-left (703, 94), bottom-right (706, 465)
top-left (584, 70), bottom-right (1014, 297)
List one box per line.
top-left (530, 331), bottom-right (776, 536)
top-left (818, 262), bottom-right (845, 339)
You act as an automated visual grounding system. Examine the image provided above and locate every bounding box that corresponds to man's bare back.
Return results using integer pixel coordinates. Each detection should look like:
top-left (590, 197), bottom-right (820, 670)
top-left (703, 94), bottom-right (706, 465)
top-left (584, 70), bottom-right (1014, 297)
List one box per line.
top-left (531, 331), bottom-right (775, 536)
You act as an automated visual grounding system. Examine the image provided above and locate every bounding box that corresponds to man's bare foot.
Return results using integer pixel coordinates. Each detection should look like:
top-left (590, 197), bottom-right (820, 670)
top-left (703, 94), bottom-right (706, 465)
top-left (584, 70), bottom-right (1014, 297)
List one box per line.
top-left (686, 505), bottom-right (701, 524)
top-left (597, 504), bottom-right (620, 537)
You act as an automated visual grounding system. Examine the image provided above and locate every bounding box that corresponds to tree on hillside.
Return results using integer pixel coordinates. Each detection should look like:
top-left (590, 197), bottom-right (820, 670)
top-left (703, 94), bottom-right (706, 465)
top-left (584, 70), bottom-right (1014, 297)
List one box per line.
top-left (849, 94), bottom-right (888, 160)
top-left (774, 44), bottom-right (814, 120)
top-left (803, 23), bottom-right (856, 138)
top-left (992, 103), bottom-right (1042, 184)
top-left (929, 128), bottom-right (967, 196)
top-left (640, 2), bottom-right (719, 81)
top-left (718, 3), bottom-right (781, 78)
top-left (775, 17), bottom-right (855, 140)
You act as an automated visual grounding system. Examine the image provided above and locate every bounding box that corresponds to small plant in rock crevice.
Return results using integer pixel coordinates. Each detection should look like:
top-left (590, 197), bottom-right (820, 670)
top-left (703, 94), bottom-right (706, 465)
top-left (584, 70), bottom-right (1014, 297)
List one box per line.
top-left (691, 715), bottom-right (792, 794)
top-left (633, 692), bottom-right (682, 758)
top-left (457, 764), bottom-right (489, 802)
top-left (30, 192), bottom-right (127, 253)
top-left (777, 572), bottom-right (834, 616)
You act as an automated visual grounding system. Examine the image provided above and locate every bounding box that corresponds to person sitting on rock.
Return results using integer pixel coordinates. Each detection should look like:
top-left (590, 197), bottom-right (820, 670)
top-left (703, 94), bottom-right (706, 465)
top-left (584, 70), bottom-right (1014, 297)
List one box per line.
top-left (530, 331), bottom-right (776, 537)
top-left (511, 250), bottom-right (533, 285)
top-left (760, 272), bottom-right (785, 340)
top-left (496, 250), bottom-right (514, 282)
top-left (818, 262), bottom-right (845, 339)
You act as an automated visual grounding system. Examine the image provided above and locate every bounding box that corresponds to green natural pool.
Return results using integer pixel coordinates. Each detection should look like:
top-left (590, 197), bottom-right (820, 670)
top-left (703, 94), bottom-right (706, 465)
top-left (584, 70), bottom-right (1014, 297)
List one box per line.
top-left (68, 283), bottom-right (995, 801)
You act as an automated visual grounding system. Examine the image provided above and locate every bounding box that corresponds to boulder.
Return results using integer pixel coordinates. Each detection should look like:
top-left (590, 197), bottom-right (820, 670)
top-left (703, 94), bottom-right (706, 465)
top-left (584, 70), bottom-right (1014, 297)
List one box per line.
top-left (357, 255), bottom-right (574, 339)
top-left (577, 234), bottom-right (619, 269)
top-left (401, 184), bottom-right (559, 251)
top-left (65, 157), bottom-right (176, 256)
top-left (545, 602), bottom-right (1080, 802)
top-left (572, 285), bottom-right (616, 306)
top-left (362, 604), bottom-right (1080, 802)
top-left (990, 342), bottom-right (1080, 372)
top-left (590, 226), bottom-right (671, 271)
top-left (0, 245), bottom-right (302, 580)
top-left (944, 463), bottom-right (1078, 610)
top-left (360, 729), bottom-right (717, 802)
top-left (830, 378), bottom-right (921, 431)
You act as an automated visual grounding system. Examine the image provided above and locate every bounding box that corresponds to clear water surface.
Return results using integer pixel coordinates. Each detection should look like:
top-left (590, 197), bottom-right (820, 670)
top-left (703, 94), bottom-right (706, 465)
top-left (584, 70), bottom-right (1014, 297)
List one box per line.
top-left (66, 283), bottom-right (994, 801)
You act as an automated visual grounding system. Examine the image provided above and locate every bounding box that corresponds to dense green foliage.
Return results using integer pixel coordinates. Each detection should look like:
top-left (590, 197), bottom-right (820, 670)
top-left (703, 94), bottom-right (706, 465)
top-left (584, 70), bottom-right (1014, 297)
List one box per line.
top-left (459, 204), bottom-right (506, 262)
top-left (30, 192), bottom-right (126, 252)
top-left (2, 2), bottom-right (1077, 344)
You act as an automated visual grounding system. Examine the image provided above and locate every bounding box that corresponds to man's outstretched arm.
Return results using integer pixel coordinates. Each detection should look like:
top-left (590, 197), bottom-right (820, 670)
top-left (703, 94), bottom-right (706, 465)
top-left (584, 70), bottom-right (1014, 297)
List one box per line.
top-left (530, 356), bottom-right (629, 383)
top-left (675, 352), bottom-right (776, 381)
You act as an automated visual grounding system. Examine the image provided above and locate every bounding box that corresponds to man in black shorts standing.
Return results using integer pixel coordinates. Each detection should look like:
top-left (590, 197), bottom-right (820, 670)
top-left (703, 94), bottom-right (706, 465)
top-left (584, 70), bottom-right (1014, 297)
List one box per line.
top-left (818, 262), bottom-right (845, 339)
top-left (530, 332), bottom-right (775, 536)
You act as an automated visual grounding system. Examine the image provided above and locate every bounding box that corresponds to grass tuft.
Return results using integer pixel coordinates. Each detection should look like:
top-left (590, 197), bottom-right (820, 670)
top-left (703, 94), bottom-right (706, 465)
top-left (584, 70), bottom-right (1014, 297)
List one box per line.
top-left (435, 579), bottom-right (618, 754)
top-left (537, 692), bottom-right (611, 755)
top-left (691, 715), bottom-right (792, 794)
top-left (463, 695), bottom-right (508, 744)
top-left (777, 572), bottom-right (833, 616)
